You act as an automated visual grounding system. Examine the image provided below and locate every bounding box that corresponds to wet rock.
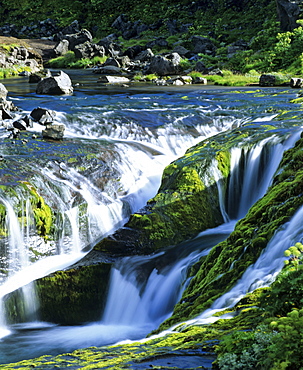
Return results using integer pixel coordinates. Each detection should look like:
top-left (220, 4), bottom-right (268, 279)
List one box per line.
top-left (192, 76), bottom-right (207, 84)
top-left (290, 77), bottom-right (303, 88)
top-left (93, 65), bottom-right (122, 75)
top-left (103, 57), bottom-right (121, 68)
top-left (36, 71), bottom-right (73, 95)
top-left (30, 107), bottom-right (56, 125)
top-left (29, 69), bottom-right (52, 83)
top-left (42, 123), bottom-right (65, 140)
top-left (98, 75), bottom-right (130, 84)
top-left (0, 83), bottom-right (8, 99)
top-left (22, 115), bottom-right (33, 128)
top-left (13, 119), bottom-right (27, 131)
top-left (0, 107), bottom-right (13, 120)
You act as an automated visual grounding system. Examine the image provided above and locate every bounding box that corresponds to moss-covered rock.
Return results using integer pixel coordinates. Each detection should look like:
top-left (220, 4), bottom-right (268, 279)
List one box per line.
top-left (157, 134), bottom-right (303, 330)
top-left (4, 263), bottom-right (111, 325)
top-left (93, 122), bottom-right (295, 254)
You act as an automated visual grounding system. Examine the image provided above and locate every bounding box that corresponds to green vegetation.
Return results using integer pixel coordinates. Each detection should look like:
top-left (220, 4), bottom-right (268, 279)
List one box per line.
top-left (48, 51), bottom-right (107, 68)
top-left (2, 0), bottom-right (303, 83)
top-left (0, 65), bottom-right (31, 78)
top-left (215, 263), bottom-right (303, 369)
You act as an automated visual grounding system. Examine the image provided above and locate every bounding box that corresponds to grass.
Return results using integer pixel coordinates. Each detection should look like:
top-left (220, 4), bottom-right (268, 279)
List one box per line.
top-left (47, 52), bottom-right (107, 69)
top-left (204, 71), bottom-right (260, 86)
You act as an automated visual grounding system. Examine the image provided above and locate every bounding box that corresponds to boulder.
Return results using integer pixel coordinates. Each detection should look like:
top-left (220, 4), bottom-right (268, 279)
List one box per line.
top-left (191, 35), bottom-right (216, 55)
top-left (195, 60), bottom-right (208, 73)
top-left (0, 83), bottom-right (8, 99)
top-left (135, 48), bottom-right (154, 62)
top-left (73, 42), bottom-right (105, 59)
top-left (36, 71), bottom-right (73, 95)
top-left (0, 97), bottom-right (16, 115)
top-left (29, 69), bottom-right (52, 83)
top-left (12, 119), bottom-right (27, 131)
top-left (290, 77), bottom-right (303, 88)
top-left (93, 65), bottom-right (122, 75)
top-left (53, 39), bottom-right (69, 56)
top-left (111, 14), bottom-right (148, 39)
top-left (192, 76), bottom-right (207, 84)
top-left (42, 124), bottom-right (65, 140)
top-left (98, 76), bottom-right (130, 84)
top-left (61, 20), bottom-right (80, 35)
top-left (116, 55), bottom-right (131, 68)
top-left (63, 29), bottom-right (93, 51)
top-left (97, 34), bottom-right (121, 57)
top-left (123, 45), bottom-right (143, 59)
top-left (147, 53), bottom-right (181, 76)
top-left (103, 57), bottom-right (121, 68)
top-left (146, 37), bottom-right (169, 50)
top-left (259, 74), bottom-right (276, 87)
top-left (172, 45), bottom-right (190, 57)
top-left (30, 107), bottom-right (56, 125)
top-left (227, 39), bottom-right (249, 58)
top-left (0, 108), bottom-right (13, 120)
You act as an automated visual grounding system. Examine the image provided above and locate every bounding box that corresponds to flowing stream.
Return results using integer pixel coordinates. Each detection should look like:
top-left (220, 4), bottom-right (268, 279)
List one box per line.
top-left (0, 71), bottom-right (302, 363)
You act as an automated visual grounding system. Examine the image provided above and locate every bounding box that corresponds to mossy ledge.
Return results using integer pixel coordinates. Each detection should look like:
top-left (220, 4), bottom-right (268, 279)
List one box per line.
top-left (92, 121), bottom-right (295, 255)
top-left (157, 133), bottom-right (303, 331)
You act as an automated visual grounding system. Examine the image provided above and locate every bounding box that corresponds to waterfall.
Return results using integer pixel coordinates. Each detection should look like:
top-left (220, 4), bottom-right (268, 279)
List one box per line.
top-left (102, 253), bottom-right (197, 327)
top-left (226, 132), bottom-right (301, 219)
top-left (185, 204), bottom-right (303, 326)
top-left (0, 197), bottom-right (39, 335)
top-left (102, 221), bottom-right (236, 330)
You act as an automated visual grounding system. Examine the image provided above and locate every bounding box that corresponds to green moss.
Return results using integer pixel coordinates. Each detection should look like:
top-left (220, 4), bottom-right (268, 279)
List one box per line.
top-left (20, 182), bottom-right (53, 237)
top-left (155, 135), bottom-right (303, 330)
top-left (4, 263), bottom-right (112, 325)
top-left (216, 150), bottom-right (231, 178)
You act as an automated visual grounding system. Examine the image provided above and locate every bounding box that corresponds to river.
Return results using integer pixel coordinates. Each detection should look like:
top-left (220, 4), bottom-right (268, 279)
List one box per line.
top-left (0, 70), bottom-right (301, 364)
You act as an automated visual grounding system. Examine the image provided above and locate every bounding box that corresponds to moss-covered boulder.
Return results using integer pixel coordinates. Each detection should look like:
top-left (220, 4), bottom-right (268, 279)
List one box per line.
top-left (157, 133), bottom-right (303, 330)
top-left (94, 121), bottom-right (296, 254)
top-left (4, 262), bottom-right (111, 325)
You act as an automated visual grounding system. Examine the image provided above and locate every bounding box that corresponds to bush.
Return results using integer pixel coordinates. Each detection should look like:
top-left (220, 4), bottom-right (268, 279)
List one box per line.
top-left (217, 325), bottom-right (276, 369)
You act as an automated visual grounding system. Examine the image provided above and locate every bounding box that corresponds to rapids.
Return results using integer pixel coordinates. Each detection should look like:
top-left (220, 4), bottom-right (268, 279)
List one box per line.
top-left (0, 70), bottom-right (302, 363)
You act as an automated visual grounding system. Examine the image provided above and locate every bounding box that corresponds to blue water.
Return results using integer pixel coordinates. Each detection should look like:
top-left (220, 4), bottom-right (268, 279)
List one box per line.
top-left (0, 70), bottom-right (301, 364)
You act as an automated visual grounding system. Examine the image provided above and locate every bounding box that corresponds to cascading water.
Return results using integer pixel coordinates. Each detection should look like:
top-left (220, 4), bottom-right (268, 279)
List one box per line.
top-left (0, 72), bottom-right (302, 364)
top-left (225, 132), bottom-right (301, 220)
top-left (184, 203), bottom-right (303, 327)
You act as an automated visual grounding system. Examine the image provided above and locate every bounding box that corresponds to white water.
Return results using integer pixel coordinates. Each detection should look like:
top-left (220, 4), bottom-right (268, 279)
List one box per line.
top-left (226, 132), bottom-right (301, 220)
top-left (0, 125), bottom-right (299, 343)
top-left (0, 112), bottom-right (244, 340)
top-left (1, 80), bottom-right (302, 362)
top-left (183, 203), bottom-right (303, 327)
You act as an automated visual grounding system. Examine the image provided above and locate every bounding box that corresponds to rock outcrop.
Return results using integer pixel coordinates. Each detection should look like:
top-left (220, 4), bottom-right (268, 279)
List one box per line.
top-left (276, 0), bottom-right (301, 31)
top-left (0, 37), bottom-right (43, 72)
